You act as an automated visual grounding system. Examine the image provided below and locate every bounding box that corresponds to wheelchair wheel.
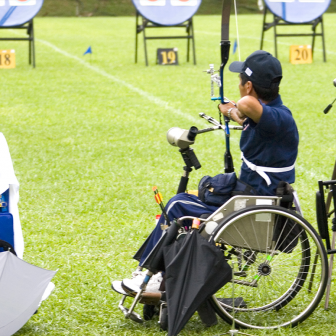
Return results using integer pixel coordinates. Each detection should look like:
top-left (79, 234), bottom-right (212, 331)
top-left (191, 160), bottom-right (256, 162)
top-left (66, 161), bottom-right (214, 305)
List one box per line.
top-left (143, 304), bottom-right (158, 321)
top-left (208, 205), bottom-right (328, 329)
top-left (159, 306), bottom-right (168, 331)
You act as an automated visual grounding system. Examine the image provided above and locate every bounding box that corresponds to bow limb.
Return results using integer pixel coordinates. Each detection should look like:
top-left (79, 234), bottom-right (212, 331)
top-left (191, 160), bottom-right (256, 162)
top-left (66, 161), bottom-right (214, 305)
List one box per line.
top-left (220, 0), bottom-right (232, 105)
top-left (219, 0), bottom-right (234, 173)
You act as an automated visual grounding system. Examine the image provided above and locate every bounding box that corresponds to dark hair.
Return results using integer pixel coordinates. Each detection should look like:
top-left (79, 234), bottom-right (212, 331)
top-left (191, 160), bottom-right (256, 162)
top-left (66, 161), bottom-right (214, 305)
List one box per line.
top-left (240, 73), bottom-right (281, 102)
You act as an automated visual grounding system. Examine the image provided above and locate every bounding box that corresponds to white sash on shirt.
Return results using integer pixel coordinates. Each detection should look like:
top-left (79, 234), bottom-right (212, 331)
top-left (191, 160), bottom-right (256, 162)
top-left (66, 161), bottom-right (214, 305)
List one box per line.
top-left (241, 153), bottom-right (296, 186)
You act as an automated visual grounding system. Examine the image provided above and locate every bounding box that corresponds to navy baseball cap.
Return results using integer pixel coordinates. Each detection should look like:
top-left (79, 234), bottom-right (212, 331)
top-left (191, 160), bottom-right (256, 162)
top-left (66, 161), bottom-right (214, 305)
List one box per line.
top-left (229, 50), bottom-right (282, 88)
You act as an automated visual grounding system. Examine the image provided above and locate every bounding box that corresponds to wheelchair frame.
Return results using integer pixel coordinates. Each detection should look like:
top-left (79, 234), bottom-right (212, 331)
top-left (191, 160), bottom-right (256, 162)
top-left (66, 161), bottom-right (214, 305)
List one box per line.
top-left (315, 159), bottom-right (336, 310)
top-left (113, 117), bottom-right (331, 331)
top-left (202, 200), bottom-right (328, 329)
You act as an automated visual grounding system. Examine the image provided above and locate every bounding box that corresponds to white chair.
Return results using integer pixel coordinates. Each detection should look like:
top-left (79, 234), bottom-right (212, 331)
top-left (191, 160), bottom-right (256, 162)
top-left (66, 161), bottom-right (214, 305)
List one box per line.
top-left (0, 132), bottom-right (24, 259)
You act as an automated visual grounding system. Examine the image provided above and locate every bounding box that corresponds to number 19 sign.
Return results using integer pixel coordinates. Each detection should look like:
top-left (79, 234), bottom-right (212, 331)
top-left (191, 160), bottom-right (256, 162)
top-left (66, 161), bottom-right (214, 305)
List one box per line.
top-left (157, 48), bottom-right (178, 65)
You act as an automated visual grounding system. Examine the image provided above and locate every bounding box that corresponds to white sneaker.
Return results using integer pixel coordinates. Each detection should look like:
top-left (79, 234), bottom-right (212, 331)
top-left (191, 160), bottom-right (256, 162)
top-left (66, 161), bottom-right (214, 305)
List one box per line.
top-left (111, 280), bottom-right (129, 296)
top-left (122, 271), bottom-right (163, 295)
top-left (146, 273), bottom-right (163, 293)
top-left (121, 270), bottom-right (146, 295)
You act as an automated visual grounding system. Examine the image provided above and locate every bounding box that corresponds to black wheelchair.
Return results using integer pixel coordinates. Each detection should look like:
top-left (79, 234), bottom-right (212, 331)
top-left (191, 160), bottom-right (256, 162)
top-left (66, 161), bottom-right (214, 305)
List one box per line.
top-left (202, 195), bottom-right (328, 329)
top-left (113, 114), bottom-right (330, 332)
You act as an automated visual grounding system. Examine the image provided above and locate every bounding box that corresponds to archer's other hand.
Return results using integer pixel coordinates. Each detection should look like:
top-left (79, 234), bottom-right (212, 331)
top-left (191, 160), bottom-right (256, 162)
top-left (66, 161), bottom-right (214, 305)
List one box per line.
top-left (218, 103), bottom-right (246, 126)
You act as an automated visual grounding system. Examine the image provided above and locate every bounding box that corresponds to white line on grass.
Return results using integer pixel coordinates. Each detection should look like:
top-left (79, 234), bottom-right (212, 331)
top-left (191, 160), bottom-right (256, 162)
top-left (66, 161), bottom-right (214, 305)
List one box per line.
top-left (38, 38), bottom-right (207, 126)
top-left (11, 33), bottom-right (312, 176)
top-left (8, 29), bottom-right (209, 126)
top-left (36, 40), bottom-right (309, 175)
top-left (9, 28), bottom-right (235, 141)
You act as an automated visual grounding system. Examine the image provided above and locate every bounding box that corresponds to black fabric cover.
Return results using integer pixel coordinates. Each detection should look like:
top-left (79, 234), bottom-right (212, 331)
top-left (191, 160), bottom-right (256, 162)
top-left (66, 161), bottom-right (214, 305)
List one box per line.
top-left (273, 181), bottom-right (300, 253)
top-left (163, 230), bottom-right (232, 336)
top-left (133, 231), bottom-right (154, 262)
top-left (197, 299), bottom-right (218, 327)
top-left (140, 221), bottom-right (180, 274)
top-left (316, 190), bottom-right (329, 240)
top-left (231, 179), bottom-right (257, 196)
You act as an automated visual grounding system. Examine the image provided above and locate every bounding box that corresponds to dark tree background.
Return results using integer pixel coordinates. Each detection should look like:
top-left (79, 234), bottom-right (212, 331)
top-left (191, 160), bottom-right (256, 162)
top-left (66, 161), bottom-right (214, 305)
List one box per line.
top-left (37, 0), bottom-right (336, 17)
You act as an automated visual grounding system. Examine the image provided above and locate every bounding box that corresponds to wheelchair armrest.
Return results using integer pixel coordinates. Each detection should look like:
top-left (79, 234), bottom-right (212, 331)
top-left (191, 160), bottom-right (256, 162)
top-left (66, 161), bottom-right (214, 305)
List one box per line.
top-left (280, 194), bottom-right (293, 204)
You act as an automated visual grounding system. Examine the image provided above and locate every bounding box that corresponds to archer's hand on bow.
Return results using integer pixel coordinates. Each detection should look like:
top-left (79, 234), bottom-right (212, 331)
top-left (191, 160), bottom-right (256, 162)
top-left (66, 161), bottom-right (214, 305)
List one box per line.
top-left (218, 102), bottom-right (246, 126)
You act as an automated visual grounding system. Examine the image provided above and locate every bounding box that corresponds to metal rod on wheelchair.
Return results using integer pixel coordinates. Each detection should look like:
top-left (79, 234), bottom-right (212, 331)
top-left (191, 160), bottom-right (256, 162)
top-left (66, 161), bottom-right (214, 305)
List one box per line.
top-left (177, 146), bottom-right (201, 194)
top-left (177, 216), bottom-right (208, 223)
top-left (231, 261), bottom-right (236, 333)
top-left (126, 290), bottom-right (143, 318)
top-left (199, 112), bottom-right (243, 130)
top-left (125, 271), bottom-right (154, 318)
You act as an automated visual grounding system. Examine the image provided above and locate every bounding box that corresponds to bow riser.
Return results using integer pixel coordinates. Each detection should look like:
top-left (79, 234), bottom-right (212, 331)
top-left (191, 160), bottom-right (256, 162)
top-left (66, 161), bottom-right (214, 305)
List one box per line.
top-left (220, 41), bottom-right (231, 105)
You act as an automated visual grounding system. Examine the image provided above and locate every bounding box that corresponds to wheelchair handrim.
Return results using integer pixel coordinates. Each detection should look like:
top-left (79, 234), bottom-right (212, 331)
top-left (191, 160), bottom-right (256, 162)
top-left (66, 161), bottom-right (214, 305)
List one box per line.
top-left (211, 206), bottom-right (328, 329)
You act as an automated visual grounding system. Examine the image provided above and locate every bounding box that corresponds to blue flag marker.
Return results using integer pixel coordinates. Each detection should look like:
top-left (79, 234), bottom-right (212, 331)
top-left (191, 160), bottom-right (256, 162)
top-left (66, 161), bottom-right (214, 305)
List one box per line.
top-left (83, 46), bottom-right (92, 56)
top-left (233, 39), bottom-right (238, 55)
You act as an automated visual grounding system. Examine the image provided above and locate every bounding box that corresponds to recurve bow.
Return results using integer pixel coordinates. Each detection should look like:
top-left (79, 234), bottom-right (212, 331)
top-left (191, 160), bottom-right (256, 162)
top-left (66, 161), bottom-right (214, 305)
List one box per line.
top-left (220, 0), bottom-right (234, 173)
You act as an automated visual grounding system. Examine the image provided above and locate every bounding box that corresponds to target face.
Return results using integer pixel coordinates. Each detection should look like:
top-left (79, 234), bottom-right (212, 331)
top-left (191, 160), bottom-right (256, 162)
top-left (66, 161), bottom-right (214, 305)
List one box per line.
top-left (264, 0), bottom-right (330, 23)
top-left (0, 0), bottom-right (43, 26)
top-left (133, 0), bottom-right (201, 25)
top-left (139, 0), bottom-right (166, 6)
top-left (171, 0), bottom-right (197, 6)
top-left (269, 0), bottom-right (326, 2)
top-left (9, 0), bottom-right (36, 5)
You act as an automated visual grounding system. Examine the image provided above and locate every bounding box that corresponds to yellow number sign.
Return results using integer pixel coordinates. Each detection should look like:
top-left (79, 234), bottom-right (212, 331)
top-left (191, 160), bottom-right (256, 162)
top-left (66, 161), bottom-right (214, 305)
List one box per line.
top-left (161, 50), bottom-right (176, 65)
top-left (0, 50), bottom-right (16, 69)
top-left (290, 45), bottom-right (312, 64)
top-left (157, 48), bottom-right (179, 66)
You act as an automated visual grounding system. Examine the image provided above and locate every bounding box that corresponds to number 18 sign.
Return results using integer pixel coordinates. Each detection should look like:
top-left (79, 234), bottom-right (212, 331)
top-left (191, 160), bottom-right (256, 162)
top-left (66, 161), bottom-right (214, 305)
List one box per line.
top-left (0, 50), bottom-right (16, 69)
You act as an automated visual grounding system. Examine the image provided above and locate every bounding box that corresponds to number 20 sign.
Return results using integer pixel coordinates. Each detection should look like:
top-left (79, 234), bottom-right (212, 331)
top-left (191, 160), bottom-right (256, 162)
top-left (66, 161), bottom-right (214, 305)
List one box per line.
top-left (290, 45), bottom-right (312, 65)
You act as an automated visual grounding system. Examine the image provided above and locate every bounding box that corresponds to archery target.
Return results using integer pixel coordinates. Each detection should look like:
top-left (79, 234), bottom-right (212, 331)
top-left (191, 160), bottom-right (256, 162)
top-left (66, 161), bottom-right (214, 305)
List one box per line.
top-left (171, 0), bottom-right (198, 6)
top-left (268, 0), bottom-right (327, 1)
top-left (140, 0), bottom-right (166, 6)
top-left (9, 0), bottom-right (36, 5)
top-left (0, 0), bottom-right (43, 26)
top-left (133, 0), bottom-right (201, 25)
top-left (264, 0), bottom-right (330, 23)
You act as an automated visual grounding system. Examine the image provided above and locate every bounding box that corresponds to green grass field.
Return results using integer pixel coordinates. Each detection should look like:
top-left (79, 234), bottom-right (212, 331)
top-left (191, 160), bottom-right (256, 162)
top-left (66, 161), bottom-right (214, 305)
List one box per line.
top-left (1, 12), bottom-right (336, 336)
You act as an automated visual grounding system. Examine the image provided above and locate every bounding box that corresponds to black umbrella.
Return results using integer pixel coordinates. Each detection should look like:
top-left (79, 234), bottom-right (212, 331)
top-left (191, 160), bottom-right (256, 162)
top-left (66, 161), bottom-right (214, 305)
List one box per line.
top-left (163, 230), bottom-right (232, 336)
top-left (135, 220), bottom-right (180, 274)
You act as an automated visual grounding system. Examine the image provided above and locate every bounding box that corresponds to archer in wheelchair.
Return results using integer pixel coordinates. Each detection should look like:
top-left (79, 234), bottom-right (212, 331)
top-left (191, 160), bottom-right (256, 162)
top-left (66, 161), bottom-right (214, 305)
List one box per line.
top-left (111, 50), bottom-right (328, 333)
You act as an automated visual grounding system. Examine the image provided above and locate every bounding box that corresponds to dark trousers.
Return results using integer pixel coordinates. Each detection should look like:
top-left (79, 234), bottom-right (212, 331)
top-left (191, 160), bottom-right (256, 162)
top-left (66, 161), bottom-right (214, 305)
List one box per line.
top-left (139, 193), bottom-right (218, 265)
